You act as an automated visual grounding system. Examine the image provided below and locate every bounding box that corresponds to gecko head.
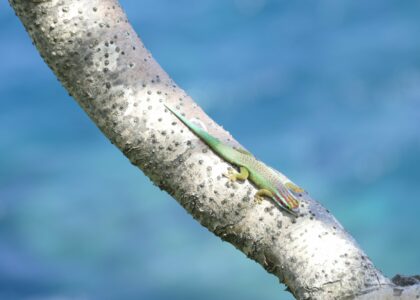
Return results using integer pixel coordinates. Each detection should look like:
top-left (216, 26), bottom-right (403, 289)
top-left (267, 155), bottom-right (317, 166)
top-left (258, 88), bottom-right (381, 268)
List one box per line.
top-left (273, 190), bottom-right (300, 213)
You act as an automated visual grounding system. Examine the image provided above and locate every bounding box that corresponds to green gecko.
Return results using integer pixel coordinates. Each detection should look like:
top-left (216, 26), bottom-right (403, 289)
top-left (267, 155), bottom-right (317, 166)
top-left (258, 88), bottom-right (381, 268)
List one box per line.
top-left (165, 104), bottom-right (304, 216)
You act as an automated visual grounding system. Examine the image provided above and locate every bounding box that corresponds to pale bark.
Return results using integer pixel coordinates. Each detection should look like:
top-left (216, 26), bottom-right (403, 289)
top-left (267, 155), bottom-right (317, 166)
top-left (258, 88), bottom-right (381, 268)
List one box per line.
top-left (8, 0), bottom-right (419, 299)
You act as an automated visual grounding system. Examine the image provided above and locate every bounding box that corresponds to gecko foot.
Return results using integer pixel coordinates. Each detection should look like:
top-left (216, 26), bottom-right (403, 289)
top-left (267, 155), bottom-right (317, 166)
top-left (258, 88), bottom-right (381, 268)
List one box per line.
top-left (285, 182), bottom-right (306, 196)
top-left (254, 189), bottom-right (274, 205)
top-left (254, 195), bottom-right (264, 204)
top-left (223, 168), bottom-right (238, 182)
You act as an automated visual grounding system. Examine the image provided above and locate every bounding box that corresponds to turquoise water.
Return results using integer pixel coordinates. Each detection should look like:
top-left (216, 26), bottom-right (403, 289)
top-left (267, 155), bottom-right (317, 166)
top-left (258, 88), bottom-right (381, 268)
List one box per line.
top-left (1, 1), bottom-right (419, 299)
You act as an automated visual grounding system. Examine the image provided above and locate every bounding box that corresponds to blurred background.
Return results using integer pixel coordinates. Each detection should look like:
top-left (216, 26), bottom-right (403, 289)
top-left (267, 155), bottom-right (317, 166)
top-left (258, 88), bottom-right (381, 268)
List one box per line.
top-left (1, 0), bottom-right (420, 299)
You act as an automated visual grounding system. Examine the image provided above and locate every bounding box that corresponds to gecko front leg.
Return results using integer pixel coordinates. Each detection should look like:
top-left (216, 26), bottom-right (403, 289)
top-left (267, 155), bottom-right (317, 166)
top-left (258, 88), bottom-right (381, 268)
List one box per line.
top-left (254, 189), bottom-right (274, 204)
top-left (285, 182), bottom-right (306, 196)
top-left (224, 166), bottom-right (249, 182)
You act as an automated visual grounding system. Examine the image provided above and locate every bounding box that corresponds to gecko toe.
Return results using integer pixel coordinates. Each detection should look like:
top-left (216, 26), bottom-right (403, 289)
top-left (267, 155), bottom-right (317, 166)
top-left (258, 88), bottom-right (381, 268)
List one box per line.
top-left (254, 195), bottom-right (263, 204)
top-left (223, 169), bottom-right (237, 182)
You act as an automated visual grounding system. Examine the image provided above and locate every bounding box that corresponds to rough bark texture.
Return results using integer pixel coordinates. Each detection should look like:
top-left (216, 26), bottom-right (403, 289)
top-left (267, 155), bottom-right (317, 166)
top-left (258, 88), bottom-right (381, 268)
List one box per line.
top-left (9, 0), bottom-right (419, 299)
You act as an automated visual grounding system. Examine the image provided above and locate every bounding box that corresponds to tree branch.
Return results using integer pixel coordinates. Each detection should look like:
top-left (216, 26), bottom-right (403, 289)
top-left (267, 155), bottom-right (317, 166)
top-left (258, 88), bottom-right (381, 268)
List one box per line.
top-left (9, 0), bottom-right (419, 298)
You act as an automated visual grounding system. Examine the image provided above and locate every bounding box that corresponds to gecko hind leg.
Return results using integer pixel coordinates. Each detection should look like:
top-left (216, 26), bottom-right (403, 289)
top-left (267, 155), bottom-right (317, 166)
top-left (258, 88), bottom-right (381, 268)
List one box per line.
top-left (254, 189), bottom-right (274, 204)
top-left (224, 166), bottom-right (249, 182)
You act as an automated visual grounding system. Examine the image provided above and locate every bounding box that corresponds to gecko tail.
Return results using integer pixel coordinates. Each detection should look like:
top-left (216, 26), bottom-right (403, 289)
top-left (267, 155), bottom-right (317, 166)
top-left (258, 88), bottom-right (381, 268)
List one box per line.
top-left (164, 104), bottom-right (222, 150)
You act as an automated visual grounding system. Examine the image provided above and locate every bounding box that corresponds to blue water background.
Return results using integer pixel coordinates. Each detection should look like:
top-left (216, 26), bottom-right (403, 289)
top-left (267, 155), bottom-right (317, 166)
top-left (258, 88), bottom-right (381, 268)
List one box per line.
top-left (1, 1), bottom-right (420, 299)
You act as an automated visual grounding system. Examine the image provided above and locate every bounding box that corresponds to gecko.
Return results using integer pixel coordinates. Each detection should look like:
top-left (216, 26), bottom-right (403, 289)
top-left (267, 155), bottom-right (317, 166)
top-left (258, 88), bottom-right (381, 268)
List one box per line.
top-left (164, 104), bottom-right (305, 216)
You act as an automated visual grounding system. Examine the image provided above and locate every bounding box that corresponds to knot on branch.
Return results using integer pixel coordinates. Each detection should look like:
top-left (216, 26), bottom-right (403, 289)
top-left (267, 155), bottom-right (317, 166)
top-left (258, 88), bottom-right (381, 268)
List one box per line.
top-left (392, 274), bottom-right (420, 286)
